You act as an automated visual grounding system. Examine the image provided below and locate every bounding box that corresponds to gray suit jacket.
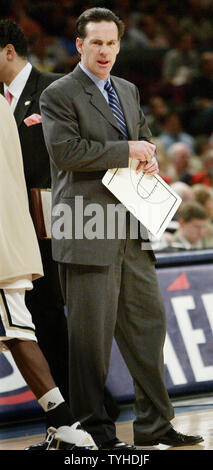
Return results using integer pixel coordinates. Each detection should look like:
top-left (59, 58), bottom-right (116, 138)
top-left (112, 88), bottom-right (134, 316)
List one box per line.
top-left (40, 64), bottom-right (154, 265)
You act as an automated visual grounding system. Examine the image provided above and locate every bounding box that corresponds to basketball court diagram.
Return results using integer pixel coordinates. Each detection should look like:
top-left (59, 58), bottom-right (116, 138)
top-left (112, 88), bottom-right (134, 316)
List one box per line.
top-left (102, 159), bottom-right (182, 238)
top-left (129, 158), bottom-right (177, 205)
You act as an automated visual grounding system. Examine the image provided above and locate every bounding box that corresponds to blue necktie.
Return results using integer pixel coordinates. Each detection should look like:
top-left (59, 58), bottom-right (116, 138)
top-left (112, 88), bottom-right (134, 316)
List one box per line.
top-left (104, 81), bottom-right (129, 140)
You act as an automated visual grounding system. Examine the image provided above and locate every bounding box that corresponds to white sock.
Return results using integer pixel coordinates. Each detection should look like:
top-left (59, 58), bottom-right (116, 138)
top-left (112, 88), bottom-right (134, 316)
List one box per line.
top-left (38, 387), bottom-right (64, 412)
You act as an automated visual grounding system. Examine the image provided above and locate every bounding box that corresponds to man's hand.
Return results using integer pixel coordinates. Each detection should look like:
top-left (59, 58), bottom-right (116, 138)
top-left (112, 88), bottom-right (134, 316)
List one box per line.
top-left (128, 140), bottom-right (156, 162)
top-left (136, 157), bottom-right (159, 175)
top-left (128, 140), bottom-right (158, 175)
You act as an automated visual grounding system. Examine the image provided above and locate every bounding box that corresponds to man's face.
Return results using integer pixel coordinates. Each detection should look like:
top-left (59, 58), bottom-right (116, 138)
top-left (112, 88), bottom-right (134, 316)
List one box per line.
top-left (173, 149), bottom-right (190, 173)
top-left (180, 218), bottom-right (208, 244)
top-left (76, 21), bottom-right (120, 80)
top-left (166, 115), bottom-right (181, 135)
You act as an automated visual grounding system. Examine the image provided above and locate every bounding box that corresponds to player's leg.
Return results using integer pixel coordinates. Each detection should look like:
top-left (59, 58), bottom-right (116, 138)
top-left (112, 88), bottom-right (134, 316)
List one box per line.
top-left (0, 288), bottom-right (97, 450)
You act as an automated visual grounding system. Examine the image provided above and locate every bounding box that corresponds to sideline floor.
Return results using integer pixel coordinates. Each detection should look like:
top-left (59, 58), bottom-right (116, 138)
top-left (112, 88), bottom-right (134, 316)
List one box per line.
top-left (1, 396), bottom-right (213, 451)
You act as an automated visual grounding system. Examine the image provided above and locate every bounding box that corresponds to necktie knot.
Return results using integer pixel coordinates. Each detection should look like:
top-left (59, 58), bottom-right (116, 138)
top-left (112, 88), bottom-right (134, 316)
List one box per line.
top-left (104, 81), bottom-right (113, 93)
top-left (5, 89), bottom-right (13, 105)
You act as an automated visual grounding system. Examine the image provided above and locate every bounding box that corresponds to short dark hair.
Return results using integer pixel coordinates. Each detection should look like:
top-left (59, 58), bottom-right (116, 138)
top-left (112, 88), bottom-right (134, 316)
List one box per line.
top-left (177, 201), bottom-right (208, 222)
top-left (193, 185), bottom-right (213, 205)
top-left (0, 19), bottom-right (28, 57)
top-left (76, 7), bottom-right (125, 40)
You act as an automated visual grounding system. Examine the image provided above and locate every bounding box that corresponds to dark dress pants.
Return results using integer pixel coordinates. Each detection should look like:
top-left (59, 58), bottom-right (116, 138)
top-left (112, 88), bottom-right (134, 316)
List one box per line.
top-left (59, 235), bottom-right (174, 444)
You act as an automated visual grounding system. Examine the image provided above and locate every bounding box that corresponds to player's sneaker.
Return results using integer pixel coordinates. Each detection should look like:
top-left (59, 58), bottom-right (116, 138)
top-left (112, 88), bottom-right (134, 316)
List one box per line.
top-left (25, 422), bottom-right (97, 450)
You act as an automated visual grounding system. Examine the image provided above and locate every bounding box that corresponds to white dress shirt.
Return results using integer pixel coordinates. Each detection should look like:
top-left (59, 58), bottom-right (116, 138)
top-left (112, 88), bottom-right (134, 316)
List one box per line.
top-left (4, 62), bottom-right (32, 112)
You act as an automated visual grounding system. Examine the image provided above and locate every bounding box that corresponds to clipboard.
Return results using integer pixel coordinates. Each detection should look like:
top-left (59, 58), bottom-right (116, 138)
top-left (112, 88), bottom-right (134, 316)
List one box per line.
top-left (102, 159), bottom-right (182, 239)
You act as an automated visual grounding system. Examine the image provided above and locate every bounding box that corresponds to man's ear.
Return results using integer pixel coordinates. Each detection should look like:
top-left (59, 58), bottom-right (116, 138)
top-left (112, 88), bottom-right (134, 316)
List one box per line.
top-left (5, 44), bottom-right (16, 61)
top-left (76, 37), bottom-right (83, 55)
top-left (117, 40), bottom-right (120, 55)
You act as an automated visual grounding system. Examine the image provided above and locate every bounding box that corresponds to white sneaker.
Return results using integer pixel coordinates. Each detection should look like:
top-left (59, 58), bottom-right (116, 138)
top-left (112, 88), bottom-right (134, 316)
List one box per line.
top-left (45, 422), bottom-right (98, 450)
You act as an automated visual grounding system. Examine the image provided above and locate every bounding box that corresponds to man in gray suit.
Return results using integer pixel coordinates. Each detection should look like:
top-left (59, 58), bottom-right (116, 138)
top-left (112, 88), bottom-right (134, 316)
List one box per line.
top-left (40, 8), bottom-right (203, 449)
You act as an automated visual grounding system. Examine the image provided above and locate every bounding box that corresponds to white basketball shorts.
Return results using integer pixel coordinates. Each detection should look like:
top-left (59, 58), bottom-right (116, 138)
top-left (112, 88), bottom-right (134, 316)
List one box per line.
top-left (0, 279), bottom-right (37, 353)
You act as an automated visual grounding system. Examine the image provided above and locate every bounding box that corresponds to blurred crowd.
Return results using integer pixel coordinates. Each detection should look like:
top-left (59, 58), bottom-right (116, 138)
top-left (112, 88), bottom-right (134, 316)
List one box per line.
top-left (2, 0), bottom-right (213, 252)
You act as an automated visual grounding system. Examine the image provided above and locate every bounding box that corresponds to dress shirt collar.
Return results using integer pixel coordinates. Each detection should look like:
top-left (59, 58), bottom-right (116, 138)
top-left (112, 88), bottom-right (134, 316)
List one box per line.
top-left (79, 62), bottom-right (111, 97)
top-left (4, 62), bottom-right (32, 103)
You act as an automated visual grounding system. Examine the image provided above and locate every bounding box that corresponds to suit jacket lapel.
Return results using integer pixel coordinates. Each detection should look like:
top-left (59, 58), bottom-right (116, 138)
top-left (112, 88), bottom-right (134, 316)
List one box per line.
top-left (14, 67), bottom-right (40, 127)
top-left (89, 88), bottom-right (124, 136)
top-left (71, 65), bottom-right (125, 137)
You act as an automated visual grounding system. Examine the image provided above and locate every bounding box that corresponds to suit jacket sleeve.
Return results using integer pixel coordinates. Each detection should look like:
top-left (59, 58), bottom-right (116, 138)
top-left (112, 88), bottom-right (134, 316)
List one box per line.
top-left (40, 84), bottom-right (130, 173)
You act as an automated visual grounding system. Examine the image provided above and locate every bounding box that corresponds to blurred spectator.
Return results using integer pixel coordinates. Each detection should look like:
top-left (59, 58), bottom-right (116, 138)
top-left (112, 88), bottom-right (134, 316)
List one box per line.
top-left (171, 181), bottom-right (195, 203)
top-left (190, 150), bottom-right (213, 186)
top-left (45, 36), bottom-right (70, 66)
top-left (170, 201), bottom-right (209, 249)
top-left (151, 138), bottom-right (172, 183)
top-left (193, 184), bottom-right (213, 220)
top-left (159, 14), bottom-right (181, 48)
top-left (166, 142), bottom-right (193, 183)
top-left (141, 14), bottom-right (169, 48)
top-left (151, 182), bottom-right (195, 252)
top-left (192, 105), bottom-right (213, 137)
top-left (193, 135), bottom-right (213, 159)
top-left (192, 183), bottom-right (213, 247)
top-left (146, 96), bottom-right (169, 136)
top-left (158, 111), bottom-right (195, 151)
top-left (166, 182), bottom-right (195, 234)
top-left (180, 0), bottom-right (213, 49)
top-left (28, 33), bottom-right (58, 72)
top-left (58, 16), bottom-right (78, 57)
top-left (28, 31), bottom-right (70, 72)
top-left (124, 13), bottom-right (151, 48)
top-left (119, 15), bottom-right (148, 54)
top-left (187, 52), bottom-right (213, 105)
top-left (186, 52), bottom-right (213, 136)
top-left (128, 13), bottom-right (169, 49)
top-left (162, 32), bottom-right (200, 86)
